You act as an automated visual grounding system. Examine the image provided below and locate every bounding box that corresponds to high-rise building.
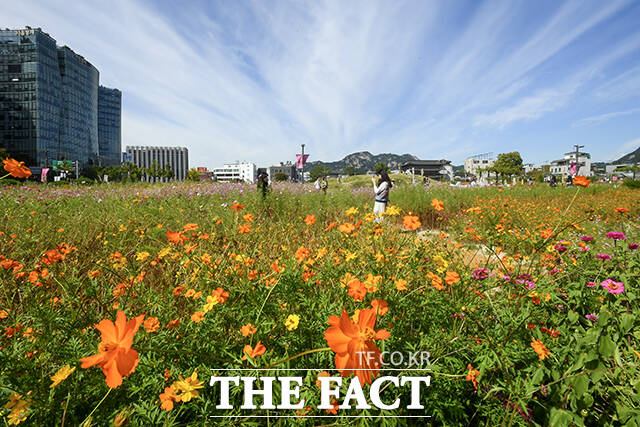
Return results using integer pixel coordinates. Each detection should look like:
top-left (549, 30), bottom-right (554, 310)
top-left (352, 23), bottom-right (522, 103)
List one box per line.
top-left (0, 28), bottom-right (62, 168)
top-left (57, 46), bottom-right (99, 167)
top-left (0, 27), bottom-right (120, 171)
top-left (98, 86), bottom-right (121, 166)
top-left (126, 146), bottom-right (188, 181)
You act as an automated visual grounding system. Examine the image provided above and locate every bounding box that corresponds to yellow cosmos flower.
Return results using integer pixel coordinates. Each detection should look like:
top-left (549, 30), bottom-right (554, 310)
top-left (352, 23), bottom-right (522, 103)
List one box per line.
top-left (50, 365), bottom-right (76, 388)
top-left (174, 370), bottom-right (204, 402)
top-left (285, 314), bottom-right (300, 331)
top-left (136, 251), bottom-right (150, 261)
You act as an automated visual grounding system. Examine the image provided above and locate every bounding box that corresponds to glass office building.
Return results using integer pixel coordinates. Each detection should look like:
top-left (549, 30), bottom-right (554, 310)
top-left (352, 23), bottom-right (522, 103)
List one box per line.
top-left (57, 46), bottom-right (99, 167)
top-left (0, 28), bottom-right (62, 168)
top-left (0, 27), bottom-right (120, 171)
top-left (98, 86), bottom-right (121, 166)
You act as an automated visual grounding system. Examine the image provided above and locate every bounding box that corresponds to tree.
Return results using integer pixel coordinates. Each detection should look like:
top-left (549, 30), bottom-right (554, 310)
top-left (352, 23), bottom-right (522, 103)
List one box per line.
top-left (492, 152), bottom-right (523, 181)
top-left (162, 164), bottom-right (174, 181)
top-left (122, 162), bottom-right (144, 182)
top-left (310, 165), bottom-right (331, 181)
top-left (145, 160), bottom-right (163, 182)
top-left (186, 168), bottom-right (201, 181)
top-left (615, 164), bottom-right (640, 179)
top-left (374, 162), bottom-right (389, 174)
top-left (343, 165), bottom-right (357, 176)
top-left (274, 172), bottom-right (288, 182)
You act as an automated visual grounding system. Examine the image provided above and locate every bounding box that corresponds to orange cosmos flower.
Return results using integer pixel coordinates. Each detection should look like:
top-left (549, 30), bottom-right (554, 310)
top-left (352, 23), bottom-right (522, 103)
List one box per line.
top-left (431, 198), bottom-right (444, 211)
top-left (540, 228), bottom-right (553, 239)
top-left (243, 214), bottom-right (254, 222)
top-left (426, 272), bottom-right (444, 290)
top-left (230, 202), bottom-right (244, 211)
top-left (531, 338), bottom-right (550, 360)
top-left (402, 215), bottom-right (421, 231)
top-left (324, 222), bottom-right (338, 231)
top-left (615, 207), bottom-right (629, 213)
top-left (347, 278), bottom-right (367, 301)
top-left (159, 385), bottom-right (180, 411)
top-left (316, 371), bottom-right (330, 387)
top-left (466, 364), bottom-right (480, 391)
top-left (80, 311), bottom-right (145, 388)
top-left (304, 215), bottom-right (316, 226)
top-left (324, 308), bottom-right (390, 385)
top-left (338, 222), bottom-right (356, 234)
top-left (242, 341), bottom-right (266, 360)
top-left (370, 299), bottom-right (388, 316)
top-left (394, 278), bottom-right (408, 291)
top-left (183, 223), bottom-right (198, 231)
top-left (190, 311), bottom-right (205, 323)
top-left (445, 271), bottom-right (460, 285)
top-left (143, 317), bottom-right (160, 333)
top-left (240, 323), bottom-right (257, 337)
top-left (573, 176), bottom-right (591, 187)
top-left (295, 247), bottom-right (310, 263)
top-left (166, 231), bottom-right (187, 244)
top-left (3, 158), bottom-right (32, 178)
top-left (238, 223), bottom-right (252, 234)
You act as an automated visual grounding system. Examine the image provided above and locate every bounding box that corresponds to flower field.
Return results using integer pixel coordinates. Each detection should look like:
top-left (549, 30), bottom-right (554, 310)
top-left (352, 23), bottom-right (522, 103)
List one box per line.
top-left (1, 179), bottom-right (639, 425)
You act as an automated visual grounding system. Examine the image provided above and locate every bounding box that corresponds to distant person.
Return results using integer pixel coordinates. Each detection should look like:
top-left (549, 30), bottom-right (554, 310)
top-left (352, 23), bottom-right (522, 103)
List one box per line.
top-left (320, 176), bottom-right (328, 195)
top-left (314, 177), bottom-right (321, 190)
top-left (549, 175), bottom-right (557, 188)
top-left (257, 172), bottom-right (269, 199)
top-left (372, 170), bottom-right (392, 222)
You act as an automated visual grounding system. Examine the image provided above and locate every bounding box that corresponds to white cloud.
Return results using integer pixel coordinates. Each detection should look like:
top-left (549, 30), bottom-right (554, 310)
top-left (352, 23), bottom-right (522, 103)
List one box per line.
top-left (607, 137), bottom-right (640, 162)
top-left (1, 0), bottom-right (637, 166)
top-left (573, 108), bottom-right (640, 127)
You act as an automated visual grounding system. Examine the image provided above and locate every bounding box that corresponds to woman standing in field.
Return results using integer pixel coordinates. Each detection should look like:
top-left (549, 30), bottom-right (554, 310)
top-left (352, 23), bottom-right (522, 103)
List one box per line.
top-left (372, 170), bottom-right (392, 222)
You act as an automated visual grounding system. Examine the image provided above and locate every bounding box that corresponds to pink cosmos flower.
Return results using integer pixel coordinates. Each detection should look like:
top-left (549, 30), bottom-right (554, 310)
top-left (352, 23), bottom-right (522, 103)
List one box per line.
top-left (606, 232), bottom-right (626, 240)
top-left (581, 236), bottom-right (594, 242)
top-left (586, 281), bottom-right (597, 287)
top-left (601, 279), bottom-right (624, 295)
top-left (471, 268), bottom-right (489, 280)
top-left (585, 314), bottom-right (598, 322)
top-left (629, 243), bottom-right (639, 250)
top-left (596, 254), bottom-right (611, 260)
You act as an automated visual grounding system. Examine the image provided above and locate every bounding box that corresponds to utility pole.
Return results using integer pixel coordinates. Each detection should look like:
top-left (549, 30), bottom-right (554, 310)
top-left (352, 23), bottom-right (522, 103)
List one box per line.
top-left (573, 144), bottom-right (584, 176)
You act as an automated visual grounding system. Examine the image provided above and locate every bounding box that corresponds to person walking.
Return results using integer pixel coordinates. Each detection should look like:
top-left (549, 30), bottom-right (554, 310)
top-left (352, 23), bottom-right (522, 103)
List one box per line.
top-left (372, 170), bottom-right (392, 222)
top-left (320, 176), bottom-right (328, 195)
top-left (257, 172), bottom-right (269, 199)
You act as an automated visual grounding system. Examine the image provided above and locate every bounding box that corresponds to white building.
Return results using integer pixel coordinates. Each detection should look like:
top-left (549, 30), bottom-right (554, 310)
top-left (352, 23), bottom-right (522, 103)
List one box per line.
top-left (125, 145), bottom-right (188, 181)
top-left (523, 163), bottom-right (536, 174)
top-left (212, 162), bottom-right (256, 183)
top-left (606, 163), bottom-right (637, 178)
top-left (464, 156), bottom-right (495, 178)
top-left (550, 152), bottom-right (592, 176)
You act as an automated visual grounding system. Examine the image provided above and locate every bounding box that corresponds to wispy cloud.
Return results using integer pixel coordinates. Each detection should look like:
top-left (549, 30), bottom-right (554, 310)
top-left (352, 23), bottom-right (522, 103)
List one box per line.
top-left (573, 108), bottom-right (640, 127)
top-left (1, 0), bottom-right (639, 166)
top-left (607, 137), bottom-right (640, 162)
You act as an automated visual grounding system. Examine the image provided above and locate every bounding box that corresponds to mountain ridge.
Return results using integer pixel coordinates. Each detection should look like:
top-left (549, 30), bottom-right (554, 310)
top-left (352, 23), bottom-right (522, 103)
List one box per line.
top-left (614, 146), bottom-right (640, 164)
top-left (307, 151), bottom-right (419, 173)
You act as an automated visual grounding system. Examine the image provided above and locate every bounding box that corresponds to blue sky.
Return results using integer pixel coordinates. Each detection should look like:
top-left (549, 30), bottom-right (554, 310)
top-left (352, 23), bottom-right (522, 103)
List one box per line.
top-left (3, 0), bottom-right (640, 167)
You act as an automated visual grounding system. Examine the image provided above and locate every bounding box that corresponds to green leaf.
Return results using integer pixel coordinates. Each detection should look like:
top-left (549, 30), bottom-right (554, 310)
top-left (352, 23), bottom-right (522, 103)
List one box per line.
top-left (550, 408), bottom-right (574, 426)
top-left (598, 335), bottom-right (616, 358)
top-left (620, 313), bottom-right (634, 334)
top-left (572, 374), bottom-right (589, 397)
top-left (532, 367), bottom-right (544, 384)
top-left (568, 310), bottom-right (579, 323)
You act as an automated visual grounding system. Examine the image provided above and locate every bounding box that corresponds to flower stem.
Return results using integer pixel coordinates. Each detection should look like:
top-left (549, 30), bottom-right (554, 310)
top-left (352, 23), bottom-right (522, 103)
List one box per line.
top-left (80, 387), bottom-right (111, 426)
top-left (266, 347), bottom-right (330, 369)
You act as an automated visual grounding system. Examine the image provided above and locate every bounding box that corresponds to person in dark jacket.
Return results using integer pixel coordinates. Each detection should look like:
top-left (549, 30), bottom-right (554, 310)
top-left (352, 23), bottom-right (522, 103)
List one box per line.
top-left (257, 172), bottom-right (269, 199)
